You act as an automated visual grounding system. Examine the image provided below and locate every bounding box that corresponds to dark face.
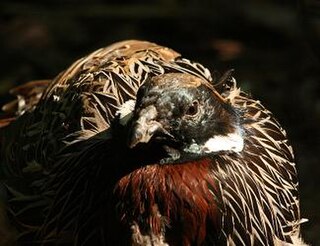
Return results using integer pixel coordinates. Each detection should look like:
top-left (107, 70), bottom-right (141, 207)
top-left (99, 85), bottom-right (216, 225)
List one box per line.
top-left (127, 73), bottom-right (243, 162)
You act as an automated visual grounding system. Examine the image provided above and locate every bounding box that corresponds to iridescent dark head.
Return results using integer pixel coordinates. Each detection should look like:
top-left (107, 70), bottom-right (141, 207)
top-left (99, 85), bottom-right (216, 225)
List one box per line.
top-left (127, 73), bottom-right (243, 162)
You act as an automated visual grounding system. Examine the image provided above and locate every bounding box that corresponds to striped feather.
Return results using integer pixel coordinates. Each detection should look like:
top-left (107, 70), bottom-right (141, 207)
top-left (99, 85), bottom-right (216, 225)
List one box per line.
top-left (0, 40), bottom-right (306, 245)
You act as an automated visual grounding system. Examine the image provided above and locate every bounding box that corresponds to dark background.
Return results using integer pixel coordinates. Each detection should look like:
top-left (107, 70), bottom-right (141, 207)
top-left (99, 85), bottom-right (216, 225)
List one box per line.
top-left (0, 0), bottom-right (319, 244)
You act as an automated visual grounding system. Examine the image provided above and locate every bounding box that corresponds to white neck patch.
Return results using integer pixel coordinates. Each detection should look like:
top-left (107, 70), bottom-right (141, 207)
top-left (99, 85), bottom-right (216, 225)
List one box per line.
top-left (203, 132), bottom-right (244, 153)
top-left (184, 131), bottom-right (244, 154)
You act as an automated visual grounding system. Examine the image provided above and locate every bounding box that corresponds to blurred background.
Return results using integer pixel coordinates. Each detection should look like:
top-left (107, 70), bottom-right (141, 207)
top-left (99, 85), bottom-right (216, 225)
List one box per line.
top-left (0, 0), bottom-right (319, 244)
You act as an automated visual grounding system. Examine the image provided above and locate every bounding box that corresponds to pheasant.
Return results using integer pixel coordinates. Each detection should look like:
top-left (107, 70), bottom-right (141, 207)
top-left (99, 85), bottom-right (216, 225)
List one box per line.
top-left (0, 40), bottom-right (307, 245)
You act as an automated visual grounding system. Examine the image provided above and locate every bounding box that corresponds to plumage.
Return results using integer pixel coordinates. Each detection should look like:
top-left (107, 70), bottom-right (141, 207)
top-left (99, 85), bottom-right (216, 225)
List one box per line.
top-left (0, 40), bottom-right (306, 245)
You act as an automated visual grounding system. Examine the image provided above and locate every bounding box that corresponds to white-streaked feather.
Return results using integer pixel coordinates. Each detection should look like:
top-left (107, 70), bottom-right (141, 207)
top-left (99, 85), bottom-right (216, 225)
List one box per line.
top-left (116, 99), bottom-right (136, 126)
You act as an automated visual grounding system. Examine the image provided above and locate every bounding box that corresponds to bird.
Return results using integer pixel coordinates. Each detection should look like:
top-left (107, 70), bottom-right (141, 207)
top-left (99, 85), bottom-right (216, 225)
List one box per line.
top-left (0, 40), bottom-right (307, 245)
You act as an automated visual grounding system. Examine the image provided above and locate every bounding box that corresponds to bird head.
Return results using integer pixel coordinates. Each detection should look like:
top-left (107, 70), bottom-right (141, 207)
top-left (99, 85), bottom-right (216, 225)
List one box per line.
top-left (127, 73), bottom-right (244, 163)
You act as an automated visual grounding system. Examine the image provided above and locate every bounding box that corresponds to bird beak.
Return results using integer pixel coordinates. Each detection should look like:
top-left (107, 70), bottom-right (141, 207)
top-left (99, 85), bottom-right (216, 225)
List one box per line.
top-left (128, 120), bottom-right (162, 148)
top-left (128, 105), bottom-right (173, 148)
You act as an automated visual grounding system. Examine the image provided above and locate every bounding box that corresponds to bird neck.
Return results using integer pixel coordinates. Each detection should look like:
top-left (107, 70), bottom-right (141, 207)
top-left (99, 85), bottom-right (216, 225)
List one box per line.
top-left (113, 158), bottom-right (220, 245)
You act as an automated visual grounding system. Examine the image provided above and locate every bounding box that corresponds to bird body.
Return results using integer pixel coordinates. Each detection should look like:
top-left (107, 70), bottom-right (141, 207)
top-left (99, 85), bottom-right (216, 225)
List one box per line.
top-left (0, 40), bottom-right (306, 245)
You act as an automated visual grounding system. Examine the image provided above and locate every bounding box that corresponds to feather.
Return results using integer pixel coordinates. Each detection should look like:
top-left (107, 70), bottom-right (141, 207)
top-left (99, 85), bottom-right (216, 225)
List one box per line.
top-left (0, 40), bottom-right (307, 246)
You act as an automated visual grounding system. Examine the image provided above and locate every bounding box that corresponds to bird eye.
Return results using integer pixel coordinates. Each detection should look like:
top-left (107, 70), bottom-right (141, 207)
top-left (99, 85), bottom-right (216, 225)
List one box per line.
top-left (185, 100), bottom-right (199, 116)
